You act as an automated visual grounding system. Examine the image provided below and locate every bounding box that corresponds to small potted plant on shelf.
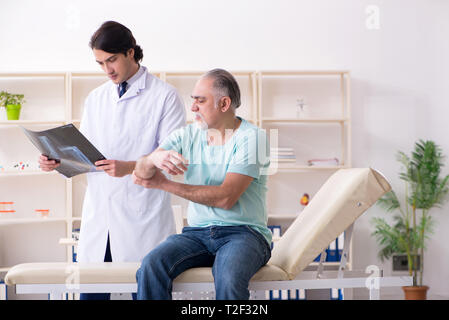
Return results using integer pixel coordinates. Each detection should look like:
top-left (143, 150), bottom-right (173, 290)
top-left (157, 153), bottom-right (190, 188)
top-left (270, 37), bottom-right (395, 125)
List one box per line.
top-left (371, 140), bottom-right (449, 300)
top-left (0, 90), bottom-right (26, 120)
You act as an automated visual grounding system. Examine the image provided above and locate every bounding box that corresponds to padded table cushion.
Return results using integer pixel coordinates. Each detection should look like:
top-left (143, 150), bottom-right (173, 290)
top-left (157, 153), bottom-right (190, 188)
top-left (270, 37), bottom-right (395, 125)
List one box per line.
top-left (5, 262), bottom-right (140, 285)
top-left (269, 168), bottom-right (390, 279)
top-left (5, 262), bottom-right (288, 285)
top-left (5, 168), bottom-right (389, 286)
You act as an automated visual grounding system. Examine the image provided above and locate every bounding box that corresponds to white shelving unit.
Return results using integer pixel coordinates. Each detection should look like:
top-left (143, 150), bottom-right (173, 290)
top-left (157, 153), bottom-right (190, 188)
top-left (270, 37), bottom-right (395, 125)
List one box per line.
top-left (0, 70), bottom-right (351, 276)
top-left (258, 70), bottom-right (351, 268)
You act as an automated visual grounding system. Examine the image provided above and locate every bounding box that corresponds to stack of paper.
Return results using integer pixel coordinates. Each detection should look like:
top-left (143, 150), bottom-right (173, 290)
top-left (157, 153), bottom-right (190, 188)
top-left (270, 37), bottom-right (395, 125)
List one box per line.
top-left (307, 158), bottom-right (339, 167)
top-left (270, 147), bottom-right (296, 163)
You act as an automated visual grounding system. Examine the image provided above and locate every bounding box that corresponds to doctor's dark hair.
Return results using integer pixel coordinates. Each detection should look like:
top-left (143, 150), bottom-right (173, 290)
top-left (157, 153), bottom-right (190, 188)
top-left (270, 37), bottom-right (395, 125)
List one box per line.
top-left (89, 21), bottom-right (143, 63)
top-left (204, 68), bottom-right (241, 110)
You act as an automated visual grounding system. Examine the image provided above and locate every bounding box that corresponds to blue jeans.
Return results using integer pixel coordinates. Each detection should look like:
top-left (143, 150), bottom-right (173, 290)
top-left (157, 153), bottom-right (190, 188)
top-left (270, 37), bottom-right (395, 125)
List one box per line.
top-left (136, 225), bottom-right (271, 300)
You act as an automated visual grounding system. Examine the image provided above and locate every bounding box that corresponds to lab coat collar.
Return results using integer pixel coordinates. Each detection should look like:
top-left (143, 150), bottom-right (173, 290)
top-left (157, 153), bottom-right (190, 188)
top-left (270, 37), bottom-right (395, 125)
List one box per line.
top-left (112, 66), bottom-right (148, 103)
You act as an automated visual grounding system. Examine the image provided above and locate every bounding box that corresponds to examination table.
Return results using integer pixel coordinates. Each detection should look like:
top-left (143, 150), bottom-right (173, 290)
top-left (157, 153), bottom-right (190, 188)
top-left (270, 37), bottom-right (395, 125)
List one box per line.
top-left (5, 168), bottom-right (412, 299)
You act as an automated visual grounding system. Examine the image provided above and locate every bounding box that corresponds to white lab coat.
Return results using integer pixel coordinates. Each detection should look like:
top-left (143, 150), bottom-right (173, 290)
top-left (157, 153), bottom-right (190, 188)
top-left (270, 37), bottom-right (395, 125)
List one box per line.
top-left (78, 66), bottom-right (185, 262)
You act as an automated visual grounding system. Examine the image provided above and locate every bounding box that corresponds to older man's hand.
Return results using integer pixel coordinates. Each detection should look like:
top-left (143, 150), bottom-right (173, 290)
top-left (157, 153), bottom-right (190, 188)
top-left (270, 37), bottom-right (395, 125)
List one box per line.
top-left (151, 149), bottom-right (188, 175)
top-left (135, 149), bottom-right (188, 179)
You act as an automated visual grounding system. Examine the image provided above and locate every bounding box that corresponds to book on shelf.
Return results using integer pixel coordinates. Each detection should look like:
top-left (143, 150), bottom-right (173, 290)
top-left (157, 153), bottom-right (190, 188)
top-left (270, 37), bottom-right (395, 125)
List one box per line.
top-left (270, 147), bottom-right (294, 152)
top-left (270, 158), bottom-right (296, 163)
top-left (307, 158), bottom-right (339, 167)
top-left (271, 154), bottom-right (296, 159)
top-left (270, 147), bottom-right (296, 162)
top-left (270, 151), bottom-right (295, 156)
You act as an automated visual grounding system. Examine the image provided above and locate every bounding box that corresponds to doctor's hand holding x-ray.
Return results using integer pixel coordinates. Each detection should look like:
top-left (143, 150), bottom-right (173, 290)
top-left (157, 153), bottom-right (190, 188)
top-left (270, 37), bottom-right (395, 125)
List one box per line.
top-left (39, 155), bottom-right (134, 178)
top-left (94, 159), bottom-right (136, 177)
top-left (38, 154), bottom-right (61, 171)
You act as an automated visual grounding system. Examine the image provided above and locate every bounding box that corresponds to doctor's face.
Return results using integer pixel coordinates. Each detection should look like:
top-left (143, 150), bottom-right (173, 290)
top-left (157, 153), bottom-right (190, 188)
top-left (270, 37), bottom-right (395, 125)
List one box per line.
top-left (93, 48), bottom-right (137, 84)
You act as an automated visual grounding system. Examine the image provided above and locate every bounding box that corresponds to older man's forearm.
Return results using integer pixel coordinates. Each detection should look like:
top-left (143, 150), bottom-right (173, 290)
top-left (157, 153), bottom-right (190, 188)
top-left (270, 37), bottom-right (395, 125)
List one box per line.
top-left (160, 179), bottom-right (233, 209)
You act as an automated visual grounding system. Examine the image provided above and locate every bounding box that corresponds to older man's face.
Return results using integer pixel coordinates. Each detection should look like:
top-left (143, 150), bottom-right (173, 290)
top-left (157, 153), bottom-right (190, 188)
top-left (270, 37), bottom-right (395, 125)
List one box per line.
top-left (190, 77), bottom-right (222, 130)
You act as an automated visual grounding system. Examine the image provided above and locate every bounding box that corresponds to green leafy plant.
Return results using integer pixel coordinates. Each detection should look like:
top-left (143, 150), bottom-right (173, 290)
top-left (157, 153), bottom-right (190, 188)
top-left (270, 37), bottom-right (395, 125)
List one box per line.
top-left (371, 140), bottom-right (449, 286)
top-left (0, 90), bottom-right (25, 107)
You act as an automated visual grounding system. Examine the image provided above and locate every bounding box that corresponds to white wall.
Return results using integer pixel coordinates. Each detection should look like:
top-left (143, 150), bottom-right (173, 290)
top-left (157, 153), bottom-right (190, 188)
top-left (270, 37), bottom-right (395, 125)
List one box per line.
top-left (1, 0), bottom-right (448, 297)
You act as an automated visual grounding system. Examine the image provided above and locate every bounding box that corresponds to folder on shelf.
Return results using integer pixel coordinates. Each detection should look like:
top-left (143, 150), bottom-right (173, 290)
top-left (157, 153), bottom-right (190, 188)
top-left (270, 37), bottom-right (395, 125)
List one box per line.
top-left (307, 158), bottom-right (339, 167)
top-left (326, 240), bottom-right (338, 262)
top-left (21, 124), bottom-right (106, 178)
top-left (270, 147), bottom-right (294, 151)
top-left (268, 225), bottom-right (282, 250)
top-left (337, 232), bottom-right (345, 261)
top-left (330, 288), bottom-right (343, 300)
top-left (0, 280), bottom-right (6, 300)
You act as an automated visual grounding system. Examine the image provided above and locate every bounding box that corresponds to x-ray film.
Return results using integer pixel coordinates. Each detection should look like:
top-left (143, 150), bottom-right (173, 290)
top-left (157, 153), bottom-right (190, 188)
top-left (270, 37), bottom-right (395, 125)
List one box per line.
top-left (21, 124), bottom-right (106, 178)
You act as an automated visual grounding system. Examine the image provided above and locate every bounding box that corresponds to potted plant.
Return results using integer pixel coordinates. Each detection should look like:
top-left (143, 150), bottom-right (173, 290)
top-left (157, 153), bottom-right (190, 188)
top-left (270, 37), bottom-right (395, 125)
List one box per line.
top-left (371, 140), bottom-right (449, 300)
top-left (0, 90), bottom-right (26, 120)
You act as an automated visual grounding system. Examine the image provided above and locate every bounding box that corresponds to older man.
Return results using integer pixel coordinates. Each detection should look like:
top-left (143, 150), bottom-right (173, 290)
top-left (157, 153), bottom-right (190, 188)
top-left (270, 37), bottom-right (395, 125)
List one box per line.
top-left (132, 69), bottom-right (272, 300)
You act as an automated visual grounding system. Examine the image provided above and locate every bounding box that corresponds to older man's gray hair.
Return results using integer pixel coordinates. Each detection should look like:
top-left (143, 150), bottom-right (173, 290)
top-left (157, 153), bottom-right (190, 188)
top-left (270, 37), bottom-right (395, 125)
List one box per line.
top-left (203, 68), bottom-right (241, 110)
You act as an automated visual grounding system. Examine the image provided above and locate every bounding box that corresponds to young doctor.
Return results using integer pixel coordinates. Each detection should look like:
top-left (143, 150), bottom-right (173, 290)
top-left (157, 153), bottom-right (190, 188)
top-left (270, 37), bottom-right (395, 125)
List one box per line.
top-left (38, 21), bottom-right (186, 299)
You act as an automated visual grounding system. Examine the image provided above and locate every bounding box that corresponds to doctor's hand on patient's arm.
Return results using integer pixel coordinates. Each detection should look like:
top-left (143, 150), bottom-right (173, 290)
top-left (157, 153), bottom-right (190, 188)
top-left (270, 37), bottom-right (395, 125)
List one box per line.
top-left (38, 154), bottom-right (60, 171)
top-left (134, 148), bottom-right (188, 179)
top-left (95, 160), bottom-right (136, 178)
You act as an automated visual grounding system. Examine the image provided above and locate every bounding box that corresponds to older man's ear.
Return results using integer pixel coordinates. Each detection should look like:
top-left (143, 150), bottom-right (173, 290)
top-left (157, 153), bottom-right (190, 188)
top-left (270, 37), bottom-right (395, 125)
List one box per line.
top-left (219, 96), bottom-right (232, 112)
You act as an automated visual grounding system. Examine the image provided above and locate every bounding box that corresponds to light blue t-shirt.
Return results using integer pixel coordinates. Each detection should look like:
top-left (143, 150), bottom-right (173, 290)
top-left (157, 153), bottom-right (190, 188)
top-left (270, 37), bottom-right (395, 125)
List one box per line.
top-left (159, 117), bottom-right (272, 245)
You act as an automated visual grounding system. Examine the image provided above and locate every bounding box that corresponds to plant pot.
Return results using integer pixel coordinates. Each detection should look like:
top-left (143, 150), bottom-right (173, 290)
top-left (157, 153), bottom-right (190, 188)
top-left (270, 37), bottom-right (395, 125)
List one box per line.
top-left (402, 285), bottom-right (429, 300)
top-left (6, 104), bottom-right (21, 120)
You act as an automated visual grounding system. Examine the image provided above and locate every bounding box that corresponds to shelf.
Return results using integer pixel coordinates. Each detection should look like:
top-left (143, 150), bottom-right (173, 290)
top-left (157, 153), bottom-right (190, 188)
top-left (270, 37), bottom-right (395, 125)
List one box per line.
top-left (0, 120), bottom-right (66, 126)
top-left (268, 214), bottom-right (299, 219)
top-left (270, 165), bottom-right (347, 172)
top-left (0, 72), bottom-right (66, 78)
top-left (259, 70), bottom-right (349, 76)
top-left (0, 170), bottom-right (59, 177)
top-left (59, 238), bottom-right (78, 246)
top-left (164, 70), bottom-right (255, 76)
top-left (0, 217), bottom-right (67, 225)
top-left (261, 118), bottom-right (348, 123)
top-left (70, 72), bottom-right (106, 77)
top-left (71, 71), bottom-right (160, 78)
